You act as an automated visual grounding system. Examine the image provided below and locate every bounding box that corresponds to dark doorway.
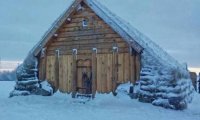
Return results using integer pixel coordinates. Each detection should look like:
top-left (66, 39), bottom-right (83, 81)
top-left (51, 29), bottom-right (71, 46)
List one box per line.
top-left (76, 59), bottom-right (92, 94)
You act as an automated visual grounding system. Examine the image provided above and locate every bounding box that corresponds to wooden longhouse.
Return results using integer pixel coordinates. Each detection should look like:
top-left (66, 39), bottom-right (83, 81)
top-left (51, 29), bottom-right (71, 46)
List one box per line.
top-left (12, 0), bottom-right (194, 110)
top-left (33, 0), bottom-right (143, 97)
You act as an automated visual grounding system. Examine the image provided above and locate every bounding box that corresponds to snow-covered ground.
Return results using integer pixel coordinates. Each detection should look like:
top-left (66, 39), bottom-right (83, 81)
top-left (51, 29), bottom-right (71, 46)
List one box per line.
top-left (0, 81), bottom-right (200, 120)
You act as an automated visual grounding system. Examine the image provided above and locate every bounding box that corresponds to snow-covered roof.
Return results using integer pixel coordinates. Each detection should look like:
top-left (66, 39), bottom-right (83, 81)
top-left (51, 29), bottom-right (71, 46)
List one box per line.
top-left (26, 0), bottom-right (186, 72)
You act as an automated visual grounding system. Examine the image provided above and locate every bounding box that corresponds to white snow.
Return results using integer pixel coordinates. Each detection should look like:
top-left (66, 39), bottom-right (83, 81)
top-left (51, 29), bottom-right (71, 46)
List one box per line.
top-left (0, 61), bottom-right (22, 72)
top-left (1, 81), bottom-right (200, 120)
top-left (40, 80), bottom-right (53, 94)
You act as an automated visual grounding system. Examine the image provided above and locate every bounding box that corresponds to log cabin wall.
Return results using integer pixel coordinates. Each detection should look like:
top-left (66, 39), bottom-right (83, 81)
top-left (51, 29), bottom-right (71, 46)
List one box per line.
top-left (38, 2), bottom-right (141, 94)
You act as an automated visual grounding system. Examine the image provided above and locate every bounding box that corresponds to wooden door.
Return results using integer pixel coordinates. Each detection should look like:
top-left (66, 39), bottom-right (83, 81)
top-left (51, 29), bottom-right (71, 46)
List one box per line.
top-left (76, 59), bottom-right (92, 94)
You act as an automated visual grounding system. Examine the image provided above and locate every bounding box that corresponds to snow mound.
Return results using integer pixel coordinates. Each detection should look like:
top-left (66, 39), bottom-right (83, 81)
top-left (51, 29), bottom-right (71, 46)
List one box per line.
top-left (40, 81), bottom-right (53, 95)
top-left (137, 66), bottom-right (194, 110)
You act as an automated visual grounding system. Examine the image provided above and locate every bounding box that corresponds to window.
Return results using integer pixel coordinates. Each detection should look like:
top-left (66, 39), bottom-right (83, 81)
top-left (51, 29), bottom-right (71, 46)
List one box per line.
top-left (82, 19), bottom-right (88, 27)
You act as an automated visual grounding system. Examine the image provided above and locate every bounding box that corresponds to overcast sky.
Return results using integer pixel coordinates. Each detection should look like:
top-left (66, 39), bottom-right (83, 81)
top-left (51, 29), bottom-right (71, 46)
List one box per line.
top-left (0, 0), bottom-right (199, 68)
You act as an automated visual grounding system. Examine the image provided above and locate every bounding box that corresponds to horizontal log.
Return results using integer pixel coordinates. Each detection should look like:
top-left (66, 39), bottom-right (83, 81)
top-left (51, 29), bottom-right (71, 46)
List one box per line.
top-left (70, 15), bottom-right (100, 23)
top-left (58, 33), bottom-right (120, 39)
top-left (50, 40), bottom-right (125, 47)
top-left (47, 42), bottom-right (127, 51)
top-left (58, 29), bottom-right (115, 37)
top-left (46, 47), bottom-right (129, 55)
top-left (59, 26), bottom-right (110, 33)
top-left (56, 35), bottom-right (122, 42)
top-left (72, 12), bottom-right (96, 18)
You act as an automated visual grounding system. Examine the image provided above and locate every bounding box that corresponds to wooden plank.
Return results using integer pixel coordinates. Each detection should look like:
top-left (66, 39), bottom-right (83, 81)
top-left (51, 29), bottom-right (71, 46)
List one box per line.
top-left (59, 29), bottom-right (114, 37)
top-left (107, 54), bottom-right (113, 93)
top-left (43, 54), bottom-right (47, 80)
top-left (54, 51), bottom-right (60, 90)
top-left (71, 12), bottom-right (96, 19)
top-left (51, 56), bottom-right (55, 83)
top-left (124, 53), bottom-right (130, 83)
top-left (96, 54), bottom-right (101, 93)
top-left (48, 56), bottom-right (56, 87)
top-left (112, 49), bottom-right (118, 94)
top-left (46, 56), bottom-right (51, 81)
top-left (59, 25), bottom-right (111, 32)
top-left (58, 56), bottom-right (64, 92)
top-left (38, 57), bottom-right (45, 80)
top-left (56, 35), bottom-right (122, 42)
top-left (71, 51), bottom-right (77, 98)
top-left (67, 55), bottom-right (73, 92)
top-left (101, 54), bottom-right (107, 93)
top-left (55, 37), bottom-right (122, 44)
top-left (135, 54), bottom-right (141, 81)
top-left (118, 53), bottom-right (124, 83)
top-left (130, 54), bottom-right (136, 84)
top-left (63, 56), bottom-right (67, 92)
top-left (58, 32), bottom-right (120, 38)
top-left (50, 39), bottom-right (123, 46)
top-left (92, 49), bottom-right (97, 98)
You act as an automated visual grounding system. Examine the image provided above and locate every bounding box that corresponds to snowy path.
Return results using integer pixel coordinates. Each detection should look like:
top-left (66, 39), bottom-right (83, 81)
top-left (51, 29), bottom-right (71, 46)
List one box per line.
top-left (0, 81), bottom-right (200, 120)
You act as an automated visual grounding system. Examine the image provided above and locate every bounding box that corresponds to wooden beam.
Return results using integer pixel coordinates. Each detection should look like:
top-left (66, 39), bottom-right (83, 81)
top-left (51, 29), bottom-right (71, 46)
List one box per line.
top-left (130, 51), bottom-right (136, 84)
top-left (112, 47), bottom-right (118, 96)
top-left (92, 48), bottom-right (97, 98)
top-left (55, 49), bottom-right (60, 90)
top-left (40, 48), bottom-right (47, 80)
top-left (71, 49), bottom-right (77, 98)
top-left (135, 53), bottom-right (141, 81)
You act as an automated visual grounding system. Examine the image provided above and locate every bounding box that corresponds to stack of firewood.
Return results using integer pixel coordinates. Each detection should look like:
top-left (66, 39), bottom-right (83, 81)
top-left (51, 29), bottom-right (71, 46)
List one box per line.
top-left (10, 55), bottom-right (53, 97)
top-left (138, 66), bottom-right (194, 110)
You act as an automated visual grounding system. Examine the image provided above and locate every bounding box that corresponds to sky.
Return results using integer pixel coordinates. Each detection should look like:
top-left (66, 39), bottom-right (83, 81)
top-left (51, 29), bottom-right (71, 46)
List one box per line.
top-left (0, 0), bottom-right (199, 71)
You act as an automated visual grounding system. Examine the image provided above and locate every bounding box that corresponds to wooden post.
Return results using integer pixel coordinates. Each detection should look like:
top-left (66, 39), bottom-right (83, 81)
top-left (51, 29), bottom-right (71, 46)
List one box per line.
top-left (129, 47), bottom-right (136, 84)
top-left (135, 53), bottom-right (141, 81)
top-left (92, 48), bottom-right (97, 98)
top-left (55, 49), bottom-right (60, 90)
top-left (112, 46), bottom-right (118, 96)
top-left (42, 48), bottom-right (47, 80)
top-left (72, 49), bottom-right (77, 98)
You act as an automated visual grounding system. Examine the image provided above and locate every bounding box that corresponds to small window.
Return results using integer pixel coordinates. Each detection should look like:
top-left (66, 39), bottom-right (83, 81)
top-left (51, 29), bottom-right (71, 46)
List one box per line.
top-left (82, 19), bottom-right (88, 27)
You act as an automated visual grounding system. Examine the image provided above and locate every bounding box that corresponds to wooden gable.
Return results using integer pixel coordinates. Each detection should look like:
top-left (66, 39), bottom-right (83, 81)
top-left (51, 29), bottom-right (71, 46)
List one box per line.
top-left (45, 2), bottom-right (129, 56)
top-left (38, 1), bottom-right (141, 95)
